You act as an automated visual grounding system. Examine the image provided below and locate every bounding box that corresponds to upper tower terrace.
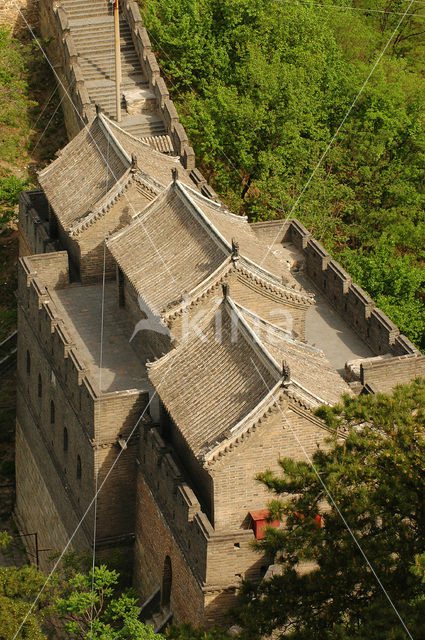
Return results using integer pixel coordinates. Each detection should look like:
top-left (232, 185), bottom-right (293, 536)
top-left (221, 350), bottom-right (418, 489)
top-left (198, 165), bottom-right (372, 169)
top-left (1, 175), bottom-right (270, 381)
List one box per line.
top-left (18, 251), bottom-right (150, 400)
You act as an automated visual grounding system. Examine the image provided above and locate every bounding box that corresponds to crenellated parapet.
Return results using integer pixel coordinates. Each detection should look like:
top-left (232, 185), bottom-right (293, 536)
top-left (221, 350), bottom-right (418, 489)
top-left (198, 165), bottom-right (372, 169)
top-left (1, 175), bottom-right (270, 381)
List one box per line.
top-left (18, 253), bottom-right (147, 444)
top-left (38, 0), bottom-right (96, 136)
top-left (139, 424), bottom-right (263, 588)
top-left (18, 191), bottom-right (56, 257)
top-left (285, 220), bottom-right (420, 358)
top-left (360, 352), bottom-right (425, 394)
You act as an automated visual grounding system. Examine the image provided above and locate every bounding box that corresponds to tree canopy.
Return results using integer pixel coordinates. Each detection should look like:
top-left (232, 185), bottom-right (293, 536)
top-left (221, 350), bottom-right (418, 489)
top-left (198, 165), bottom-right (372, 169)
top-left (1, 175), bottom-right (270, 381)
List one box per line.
top-left (140, 0), bottom-right (425, 349)
top-left (236, 379), bottom-right (425, 639)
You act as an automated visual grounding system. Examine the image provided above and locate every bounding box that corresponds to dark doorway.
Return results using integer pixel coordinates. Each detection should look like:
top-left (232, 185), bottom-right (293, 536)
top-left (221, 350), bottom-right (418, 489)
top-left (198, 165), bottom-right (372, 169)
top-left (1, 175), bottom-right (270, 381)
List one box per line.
top-left (161, 555), bottom-right (172, 610)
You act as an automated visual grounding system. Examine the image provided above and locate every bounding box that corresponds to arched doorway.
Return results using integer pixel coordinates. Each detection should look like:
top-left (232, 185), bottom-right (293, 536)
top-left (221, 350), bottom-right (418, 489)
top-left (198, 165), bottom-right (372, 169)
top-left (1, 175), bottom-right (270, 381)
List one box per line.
top-left (161, 555), bottom-right (172, 610)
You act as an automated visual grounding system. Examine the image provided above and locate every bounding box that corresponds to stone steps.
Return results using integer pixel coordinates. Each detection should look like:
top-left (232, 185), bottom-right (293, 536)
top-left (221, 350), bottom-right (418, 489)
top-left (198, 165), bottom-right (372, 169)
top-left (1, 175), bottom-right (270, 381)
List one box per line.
top-left (61, 0), bottom-right (112, 19)
top-left (60, 0), bottom-right (169, 144)
top-left (79, 62), bottom-right (143, 83)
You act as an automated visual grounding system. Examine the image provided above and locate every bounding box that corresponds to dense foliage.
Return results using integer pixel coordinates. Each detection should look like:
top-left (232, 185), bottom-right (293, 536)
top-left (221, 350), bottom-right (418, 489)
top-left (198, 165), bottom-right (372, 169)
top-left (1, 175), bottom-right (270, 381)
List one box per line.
top-left (140, 0), bottom-right (425, 349)
top-left (0, 533), bottom-right (47, 639)
top-left (0, 548), bottom-right (163, 640)
top-left (0, 24), bottom-right (66, 227)
top-left (54, 564), bottom-right (159, 639)
top-left (165, 623), bottom-right (233, 639)
top-left (0, 25), bottom-right (34, 225)
top-left (236, 379), bottom-right (425, 639)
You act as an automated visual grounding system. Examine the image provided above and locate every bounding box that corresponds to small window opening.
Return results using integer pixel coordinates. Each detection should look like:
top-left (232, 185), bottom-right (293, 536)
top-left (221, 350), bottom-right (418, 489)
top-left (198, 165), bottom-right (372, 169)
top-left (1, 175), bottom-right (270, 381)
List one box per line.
top-left (76, 454), bottom-right (82, 480)
top-left (50, 400), bottom-right (55, 424)
top-left (38, 374), bottom-right (42, 398)
top-left (63, 427), bottom-right (68, 452)
top-left (26, 350), bottom-right (31, 375)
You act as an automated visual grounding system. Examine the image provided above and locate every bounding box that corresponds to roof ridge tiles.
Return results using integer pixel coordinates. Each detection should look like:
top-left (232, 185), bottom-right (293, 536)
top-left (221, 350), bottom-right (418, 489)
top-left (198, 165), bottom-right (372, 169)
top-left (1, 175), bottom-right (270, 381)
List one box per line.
top-left (181, 182), bottom-right (249, 222)
top-left (235, 260), bottom-right (314, 305)
top-left (202, 380), bottom-right (284, 466)
top-left (233, 301), bottom-right (324, 355)
top-left (69, 167), bottom-right (135, 236)
top-left (98, 113), bottom-right (132, 166)
top-left (176, 182), bottom-right (314, 301)
top-left (175, 181), bottom-right (231, 256)
top-left (69, 168), bottom-right (161, 238)
top-left (107, 186), bottom-right (171, 246)
top-left (161, 257), bottom-right (233, 320)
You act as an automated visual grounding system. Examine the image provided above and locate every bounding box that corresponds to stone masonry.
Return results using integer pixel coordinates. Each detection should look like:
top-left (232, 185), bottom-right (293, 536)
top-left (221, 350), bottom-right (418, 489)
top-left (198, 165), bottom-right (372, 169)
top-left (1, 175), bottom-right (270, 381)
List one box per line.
top-left (15, 0), bottom-right (425, 629)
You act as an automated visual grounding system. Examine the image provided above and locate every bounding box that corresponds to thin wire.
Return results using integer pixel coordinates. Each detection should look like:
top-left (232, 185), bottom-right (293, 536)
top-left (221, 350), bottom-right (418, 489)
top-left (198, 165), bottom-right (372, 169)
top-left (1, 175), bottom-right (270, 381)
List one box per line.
top-left (31, 83), bottom-right (59, 131)
top-left (278, 0), bottom-right (425, 16)
top-left (31, 81), bottom-right (74, 154)
top-left (258, 0), bottom-right (415, 268)
top-left (251, 359), bottom-right (414, 640)
top-left (89, 4), bottom-right (116, 634)
top-left (11, 351), bottom-right (177, 640)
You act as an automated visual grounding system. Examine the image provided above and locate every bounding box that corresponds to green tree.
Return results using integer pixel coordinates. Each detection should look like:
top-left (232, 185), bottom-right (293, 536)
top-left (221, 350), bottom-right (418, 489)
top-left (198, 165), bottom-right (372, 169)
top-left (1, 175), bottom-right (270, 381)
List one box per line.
top-left (53, 564), bottom-right (161, 639)
top-left (0, 533), bottom-right (46, 640)
top-left (237, 379), bottom-right (425, 639)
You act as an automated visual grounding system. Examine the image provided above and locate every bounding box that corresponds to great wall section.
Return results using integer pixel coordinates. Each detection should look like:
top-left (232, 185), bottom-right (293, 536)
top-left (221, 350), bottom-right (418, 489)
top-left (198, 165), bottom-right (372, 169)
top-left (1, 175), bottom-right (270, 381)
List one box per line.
top-left (12, 0), bottom-right (425, 629)
top-left (26, 0), bottom-right (425, 389)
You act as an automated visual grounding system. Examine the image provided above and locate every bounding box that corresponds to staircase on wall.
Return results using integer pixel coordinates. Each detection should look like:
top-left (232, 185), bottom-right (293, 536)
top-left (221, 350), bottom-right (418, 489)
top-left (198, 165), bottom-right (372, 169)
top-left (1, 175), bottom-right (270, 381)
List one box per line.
top-left (60, 0), bottom-right (169, 141)
top-left (137, 586), bottom-right (173, 633)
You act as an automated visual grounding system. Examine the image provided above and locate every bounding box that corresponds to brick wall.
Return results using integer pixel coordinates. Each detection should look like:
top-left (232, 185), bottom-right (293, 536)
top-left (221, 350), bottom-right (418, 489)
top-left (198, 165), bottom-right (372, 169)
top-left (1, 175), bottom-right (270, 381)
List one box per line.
top-left (16, 254), bottom-right (149, 557)
top-left (210, 400), bottom-right (328, 530)
top-left (133, 473), bottom-right (205, 625)
top-left (18, 191), bottom-right (56, 256)
top-left (15, 420), bottom-right (90, 570)
top-left (361, 353), bottom-right (425, 393)
top-left (249, 220), bottom-right (291, 245)
top-left (122, 275), bottom-right (172, 359)
top-left (17, 300), bottom-right (96, 547)
top-left (72, 188), bottom-right (138, 283)
top-left (230, 272), bottom-right (307, 340)
top-left (166, 265), bottom-right (309, 344)
top-left (135, 423), bottom-right (289, 625)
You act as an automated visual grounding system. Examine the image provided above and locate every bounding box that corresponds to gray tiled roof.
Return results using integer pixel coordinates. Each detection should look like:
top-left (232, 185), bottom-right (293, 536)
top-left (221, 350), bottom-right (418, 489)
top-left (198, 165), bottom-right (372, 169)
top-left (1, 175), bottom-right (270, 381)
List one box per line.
top-left (147, 301), bottom-right (279, 458)
top-left (107, 181), bottom-right (312, 314)
top-left (105, 117), bottom-right (195, 188)
top-left (38, 114), bottom-right (194, 233)
top-left (107, 187), bottom-right (227, 312)
top-left (38, 118), bottom-right (127, 231)
top-left (188, 187), bottom-right (297, 285)
top-left (237, 304), bottom-right (351, 405)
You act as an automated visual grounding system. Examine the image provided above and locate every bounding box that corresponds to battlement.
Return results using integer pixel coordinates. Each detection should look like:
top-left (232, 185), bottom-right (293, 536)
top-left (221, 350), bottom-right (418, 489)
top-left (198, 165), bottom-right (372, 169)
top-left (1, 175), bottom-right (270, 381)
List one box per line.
top-left (249, 219), bottom-right (290, 245)
top-left (360, 353), bottom-right (425, 394)
top-left (140, 425), bottom-right (262, 587)
top-left (285, 220), bottom-right (419, 358)
top-left (18, 191), bottom-right (56, 257)
top-left (18, 254), bottom-right (148, 443)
